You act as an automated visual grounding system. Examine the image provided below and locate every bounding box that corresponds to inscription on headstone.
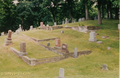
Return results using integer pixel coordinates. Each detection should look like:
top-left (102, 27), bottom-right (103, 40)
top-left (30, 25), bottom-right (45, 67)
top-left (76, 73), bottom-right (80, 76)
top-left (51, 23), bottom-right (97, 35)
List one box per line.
top-left (20, 42), bottom-right (26, 52)
top-left (89, 31), bottom-right (97, 42)
top-left (62, 43), bottom-right (69, 53)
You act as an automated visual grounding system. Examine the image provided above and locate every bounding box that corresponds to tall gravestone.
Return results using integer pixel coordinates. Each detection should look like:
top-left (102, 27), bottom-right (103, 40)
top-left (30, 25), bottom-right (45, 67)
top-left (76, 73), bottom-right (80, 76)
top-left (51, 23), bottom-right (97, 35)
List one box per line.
top-left (54, 22), bottom-right (57, 26)
top-left (55, 38), bottom-right (61, 48)
top-left (62, 21), bottom-right (64, 24)
top-left (58, 68), bottom-right (65, 78)
top-left (20, 42), bottom-right (26, 52)
top-left (30, 25), bottom-right (33, 30)
top-left (65, 18), bottom-right (67, 24)
top-left (118, 24), bottom-right (120, 30)
top-left (19, 24), bottom-right (22, 32)
top-left (74, 48), bottom-right (77, 58)
top-left (4, 30), bottom-right (12, 46)
top-left (20, 42), bottom-right (27, 56)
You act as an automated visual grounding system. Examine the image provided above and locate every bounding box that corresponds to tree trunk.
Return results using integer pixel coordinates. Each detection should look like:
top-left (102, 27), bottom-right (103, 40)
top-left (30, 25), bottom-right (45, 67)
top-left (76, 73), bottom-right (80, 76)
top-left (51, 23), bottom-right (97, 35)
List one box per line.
top-left (22, 17), bottom-right (24, 30)
top-left (102, 5), bottom-right (104, 19)
top-left (85, 1), bottom-right (89, 20)
top-left (115, 8), bottom-right (119, 19)
top-left (98, 4), bottom-right (102, 25)
top-left (109, 2), bottom-right (113, 19)
top-left (69, 9), bottom-right (73, 23)
top-left (107, 4), bottom-right (109, 19)
top-left (66, 0), bottom-right (73, 23)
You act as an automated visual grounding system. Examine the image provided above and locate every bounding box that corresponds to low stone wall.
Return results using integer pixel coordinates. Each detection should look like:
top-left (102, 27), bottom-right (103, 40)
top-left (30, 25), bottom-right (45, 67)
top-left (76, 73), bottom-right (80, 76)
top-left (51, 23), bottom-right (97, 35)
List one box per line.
top-left (36, 56), bottom-right (65, 65)
top-left (40, 26), bottom-right (63, 30)
top-left (38, 37), bottom-right (60, 42)
top-left (63, 27), bottom-right (72, 29)
top-left (64, 50), bottom-right (92, 58)
top-left (36, 42), bottom-right (65, 56)
top-left (10, 47), bottom-right (27, 57)
top-left (22, 56), bottom-right (37, 66)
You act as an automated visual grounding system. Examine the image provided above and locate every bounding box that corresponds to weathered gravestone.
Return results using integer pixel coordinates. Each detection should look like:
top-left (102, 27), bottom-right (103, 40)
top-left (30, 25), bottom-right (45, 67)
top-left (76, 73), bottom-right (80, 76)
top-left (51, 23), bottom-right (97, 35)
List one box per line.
top-left (87, 26), bottom-right (101, 42)
top-left (62, 21), bottom-right (64, 24)
top-left (107, 47), bottom-right (111, 50)
top-left (65, 18), bottom-right (67, 24)
top-left (1, 32), bottom-right (4, 36)
top-left (89, 31), bottom-right (97, 42)
top-left (20, 42), bottom-right (26, 52)
top-left (20, 42), bottom-right (27, 56)
top-left (97, 41), bottom-right (103, 44)
top-left (102, 64), bottom-right (108, 70)
top-left (30, 25), bottom-right (33, 30)
top-left (62, 43), bottom-right (69, 53)
top-left (118, 24), bottom-right (120, 30)
top-left (61, 30), bottom-right (64, 33)
top-left (40, 22), bottom-right (43, 26)
top-left (19, 24), bottom-right (22, 32)
top-left (54, 22), bottom-right (57, 26)
top-left (58, 68), bottom-right (65, 78)
top-left (4, 30), bottom-right (12, 46)
top-left (47, 42), bottom-right (50, 47)
top-left (74, 48), bottom-right (77, 58)
top-left (55, 38), bottom-right (61, 48)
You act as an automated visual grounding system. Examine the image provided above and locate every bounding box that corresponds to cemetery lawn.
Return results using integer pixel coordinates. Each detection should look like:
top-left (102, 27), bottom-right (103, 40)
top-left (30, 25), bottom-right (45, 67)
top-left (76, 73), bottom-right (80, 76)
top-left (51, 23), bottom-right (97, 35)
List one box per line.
top-left (0, 19), bottom-right (119, 78)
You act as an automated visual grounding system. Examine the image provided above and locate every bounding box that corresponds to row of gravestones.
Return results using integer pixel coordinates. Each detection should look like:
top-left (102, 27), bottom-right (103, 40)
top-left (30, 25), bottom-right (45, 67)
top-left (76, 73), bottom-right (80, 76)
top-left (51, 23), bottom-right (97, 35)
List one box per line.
top-left (58, 65), bottom-right (108, 78)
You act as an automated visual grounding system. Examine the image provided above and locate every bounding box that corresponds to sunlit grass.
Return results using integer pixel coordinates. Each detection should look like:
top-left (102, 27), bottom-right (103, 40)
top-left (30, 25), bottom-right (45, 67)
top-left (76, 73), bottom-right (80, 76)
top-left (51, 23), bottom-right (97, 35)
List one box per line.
top-left (0, 19), bottom-right (119, 78)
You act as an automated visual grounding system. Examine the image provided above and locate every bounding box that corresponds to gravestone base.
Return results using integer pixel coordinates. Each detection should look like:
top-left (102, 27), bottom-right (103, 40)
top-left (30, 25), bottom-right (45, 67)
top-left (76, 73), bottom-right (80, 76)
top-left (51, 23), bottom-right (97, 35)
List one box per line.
top-left (89, 38), bottom-right (97, 42)
top-left (54, 46), bottom-right (61, 49)
top-left (4, 38), bottom-right (12, 46)
top-left (19, 52), bottom-right (27, 57)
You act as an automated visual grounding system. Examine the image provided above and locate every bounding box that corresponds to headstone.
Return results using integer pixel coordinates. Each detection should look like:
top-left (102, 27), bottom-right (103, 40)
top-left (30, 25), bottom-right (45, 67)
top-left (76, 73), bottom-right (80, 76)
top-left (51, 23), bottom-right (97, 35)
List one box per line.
top-left (61, 30), bottom-right (64, 33)
top-left (46, 24), bottom-right (49, 27)
top-left (20, 42), bottom-right (26, 52)
top-left (89, 31), bottom-right (97, 42)
top-left (102, 64), bottom-right (108, 70)
top-left (58, 68), bottom-right (65, 78)
top-left (4, 30), bottom-right (12, 46)
top-left (97, 41), bottom-right (102, 44)
top-left (62, 43), bottom-right (69, 53)
top-left (55, 38), bottom-right (61, 48)
top-left (30, 25), bottom-right (33, 30)
top-left (50, 27), bottom-right (53, 31)
top-left (47, 42), bottom-right (50, 47)
top-left (1, 32), bottom-right (4, 36)
top-left (19, 24), bottom-right (22, 32)
top-left (107, 47), bottom-right (111, 50)
top-left (74, 48), bottom-right (77, 58)
top-left (118, 24), bottom-right (120, 30)
top-left (16, 30), bottom-right (20, 35)
top-left (62, 21), bottom-right (64, 24)
top-left (54, 22), bottom-right (57, 26)
top-left (65, 25), bottom-right (68, 27)
top-left (65, 18), bottom-right (67, 24)
top-left (40, 22), bottom-right (43, 26)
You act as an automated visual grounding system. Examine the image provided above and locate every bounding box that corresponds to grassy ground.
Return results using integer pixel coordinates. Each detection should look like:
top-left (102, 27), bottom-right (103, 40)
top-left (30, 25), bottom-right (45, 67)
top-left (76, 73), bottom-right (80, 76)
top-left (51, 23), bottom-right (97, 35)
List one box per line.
top-left (0, 19), bottom-right (119, 78)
